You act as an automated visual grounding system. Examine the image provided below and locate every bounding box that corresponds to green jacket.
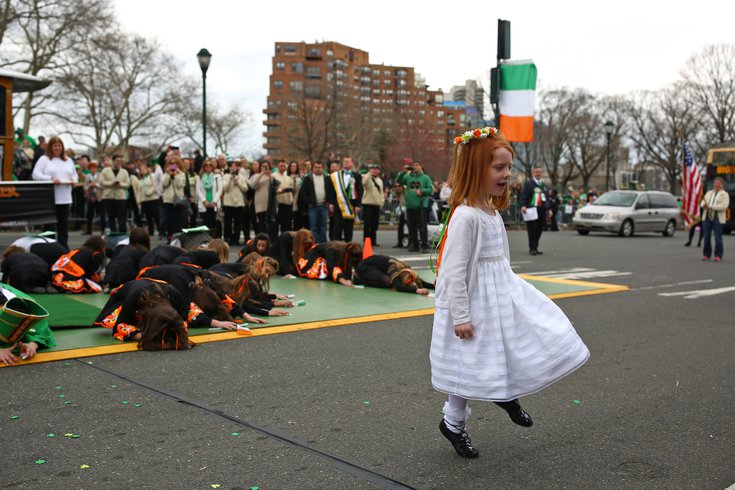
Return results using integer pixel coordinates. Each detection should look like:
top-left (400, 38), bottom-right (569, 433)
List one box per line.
top-left (397, 171), bottom-right (433, 209)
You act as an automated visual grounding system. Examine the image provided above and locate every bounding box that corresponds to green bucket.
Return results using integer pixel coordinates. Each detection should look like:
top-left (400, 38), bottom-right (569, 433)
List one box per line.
top-left (0, 297), bottom-right (50, 344)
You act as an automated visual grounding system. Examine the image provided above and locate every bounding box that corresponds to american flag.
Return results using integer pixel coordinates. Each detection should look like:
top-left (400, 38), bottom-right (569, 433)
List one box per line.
top-left (682, 143), bottom-right (702, 225)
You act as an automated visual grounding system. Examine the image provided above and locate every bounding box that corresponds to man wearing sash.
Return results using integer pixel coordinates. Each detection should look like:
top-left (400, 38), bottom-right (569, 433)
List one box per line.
top-left (328, 156), bottom-right (363, 242)
top-left (520, 165), bottom-right (549, 256)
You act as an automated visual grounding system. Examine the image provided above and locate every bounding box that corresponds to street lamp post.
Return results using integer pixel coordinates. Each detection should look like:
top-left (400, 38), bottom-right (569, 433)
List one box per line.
top-left (197, 48), bottom-right (212, 158)
top-left (604, 120), bottom-right (615, 192)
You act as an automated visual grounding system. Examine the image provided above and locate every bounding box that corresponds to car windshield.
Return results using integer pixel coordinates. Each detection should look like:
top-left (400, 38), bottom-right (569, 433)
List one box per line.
top-left (592, 192), bottom-right (637, 207)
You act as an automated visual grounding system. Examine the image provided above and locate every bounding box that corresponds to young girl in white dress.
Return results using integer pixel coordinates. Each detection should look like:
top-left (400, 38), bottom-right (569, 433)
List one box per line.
top-left (431, 127), bottom-right (590, 458)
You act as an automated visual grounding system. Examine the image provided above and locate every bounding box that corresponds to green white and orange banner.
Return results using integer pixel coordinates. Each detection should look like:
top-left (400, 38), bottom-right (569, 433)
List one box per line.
top-left (499, 61), bottom-right (537, 142)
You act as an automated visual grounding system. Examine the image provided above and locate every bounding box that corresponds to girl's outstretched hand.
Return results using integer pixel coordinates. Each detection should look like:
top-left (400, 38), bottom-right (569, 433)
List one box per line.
top-left (454, 322), bottom-right (474, 340)
top-left (0, 344), bottom-right (19, 366)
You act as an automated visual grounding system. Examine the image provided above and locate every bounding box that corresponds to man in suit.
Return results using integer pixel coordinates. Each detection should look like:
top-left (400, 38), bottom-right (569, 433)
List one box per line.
top-left (328, 156), bottom-right (363, 242)
top-left (300, 161), bottom-right (334, 243)
top-left (520, 165), bottom-right (550, 255)
top-left (700, 177), bottom-right (730, 262)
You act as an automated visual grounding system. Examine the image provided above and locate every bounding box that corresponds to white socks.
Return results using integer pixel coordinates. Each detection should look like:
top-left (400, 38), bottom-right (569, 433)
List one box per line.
top-left (443, 395), bottom-right (471, 433)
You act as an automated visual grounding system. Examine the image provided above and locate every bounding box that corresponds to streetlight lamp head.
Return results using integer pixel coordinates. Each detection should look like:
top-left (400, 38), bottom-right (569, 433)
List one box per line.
top-left (604, 120), bottom-right (615, 136)
top-left (197, 48), bottom-right (212, 74)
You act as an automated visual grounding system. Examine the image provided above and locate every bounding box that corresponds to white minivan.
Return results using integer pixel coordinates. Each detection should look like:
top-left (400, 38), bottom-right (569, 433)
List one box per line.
top-left (573, 191), bottom-right (680, 237)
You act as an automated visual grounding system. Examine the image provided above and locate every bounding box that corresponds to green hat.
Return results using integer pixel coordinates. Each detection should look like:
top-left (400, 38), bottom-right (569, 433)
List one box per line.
top-left (0, 297), bottom-right (49, 344)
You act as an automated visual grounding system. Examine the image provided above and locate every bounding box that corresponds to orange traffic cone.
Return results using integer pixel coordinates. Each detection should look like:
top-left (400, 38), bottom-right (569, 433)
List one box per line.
top-left (363, 237), bottom-right (373, 260)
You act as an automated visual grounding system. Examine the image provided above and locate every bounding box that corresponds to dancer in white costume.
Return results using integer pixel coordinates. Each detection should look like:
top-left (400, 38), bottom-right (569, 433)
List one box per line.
top-left (431, 127), bottom-right (590, 458)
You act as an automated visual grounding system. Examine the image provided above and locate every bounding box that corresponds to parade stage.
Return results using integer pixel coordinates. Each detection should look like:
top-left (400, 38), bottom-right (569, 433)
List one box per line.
top-left (12, 274), bottom-right (627, 366)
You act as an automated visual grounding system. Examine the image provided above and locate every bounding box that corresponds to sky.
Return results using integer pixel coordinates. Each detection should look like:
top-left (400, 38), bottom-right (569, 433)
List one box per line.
top-left (114, 0), bottom-right (734, 156)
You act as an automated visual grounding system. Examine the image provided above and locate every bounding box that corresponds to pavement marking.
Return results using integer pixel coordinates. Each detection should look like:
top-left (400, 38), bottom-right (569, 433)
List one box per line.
top-left (724, 483), bottom-right (735, 490)
top-left (633, 279), bottom-right (714, 291)
top-left (77, 359), bottom-right (417, 490)
top-left (658, 286), bottom-right (735, 300)
top-left (524, 267), bottom-right (633, 280)
top-left (518, 274), bottom-right (630, 299)
top-left (1, 308), bottom-right (435, 367)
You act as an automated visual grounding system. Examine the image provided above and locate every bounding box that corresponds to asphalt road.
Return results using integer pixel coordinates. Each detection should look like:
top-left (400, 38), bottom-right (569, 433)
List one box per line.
top-left (1, 226), bottom-right (734, 489)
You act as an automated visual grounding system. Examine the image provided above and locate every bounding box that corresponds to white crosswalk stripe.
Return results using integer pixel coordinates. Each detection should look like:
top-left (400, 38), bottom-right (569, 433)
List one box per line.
top-left (659, 286), bottom-right (735, 300)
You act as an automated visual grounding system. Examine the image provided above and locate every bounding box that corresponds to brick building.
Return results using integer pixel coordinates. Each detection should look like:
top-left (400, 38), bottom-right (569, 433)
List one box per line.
top-left (263, 41), bottom-right (470, 174)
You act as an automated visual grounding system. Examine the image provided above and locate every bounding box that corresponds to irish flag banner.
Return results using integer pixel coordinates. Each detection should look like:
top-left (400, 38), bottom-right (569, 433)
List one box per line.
top-left (499, 61), bottom-right (537, 142)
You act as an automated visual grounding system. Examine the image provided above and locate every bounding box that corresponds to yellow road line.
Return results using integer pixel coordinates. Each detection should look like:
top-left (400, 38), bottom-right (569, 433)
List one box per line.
top-left (2, 308), bottom-right (436, 367)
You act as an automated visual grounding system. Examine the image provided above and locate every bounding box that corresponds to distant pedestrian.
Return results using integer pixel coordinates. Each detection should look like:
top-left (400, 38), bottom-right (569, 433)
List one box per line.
top-left (700, 177), bottom-right (729, 261)
top-left (519, 165), bottom-right (550, 255)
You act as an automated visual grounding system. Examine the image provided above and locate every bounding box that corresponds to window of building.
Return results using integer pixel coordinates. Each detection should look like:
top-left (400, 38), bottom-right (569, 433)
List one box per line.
top-left (384, 70), bottom-right (391, 76)
top-left (291, 62), bottom-right (304, 73)
top-left (276, 61), bottom-right (285, 70)
top-left (384, 79), bottom-right (391, 86)
top-left (327, 49), bottom-right (334, 58)
top-left (274, 80), bottom-right (283, 89)
top-left (306, 48), bottom-right (321, 57)
top-left (396, 69), bottom-right (407, 78)
top-left (437, 110), bottom-right (444, 118)
top-left (305, 85), bottom-right (321, 99)
top-left (284, 45), bottom-right (296, 54)
top-left (288, 114), bottom-right (296, 121)
top-left (287, 101), bottom-right (298, 111)
top-left (289, 80), bottom-right (303, 91)
top-left (306, 66), bottom-right (321, 78)
top-left (267, 113), bottom-right (280, 120)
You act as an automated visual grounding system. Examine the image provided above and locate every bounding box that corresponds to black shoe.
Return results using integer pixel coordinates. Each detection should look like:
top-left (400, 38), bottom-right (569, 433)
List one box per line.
top-left (373, 243), bottom-right (380, 247)
top-left (494, 399), bottom-right (533, 427)
top-left (684, 242), bottom-right (691, 247)
top-left (439, 419), bottom-right (479, 458)
top-left (535, 250), bottom-right (543, 255)
top-left (530, 250), bottom-right (537, 256)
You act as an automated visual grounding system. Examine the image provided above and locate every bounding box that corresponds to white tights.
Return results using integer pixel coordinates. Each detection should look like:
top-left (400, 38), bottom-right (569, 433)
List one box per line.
top-left (443, 394), bottom-right (470, 433)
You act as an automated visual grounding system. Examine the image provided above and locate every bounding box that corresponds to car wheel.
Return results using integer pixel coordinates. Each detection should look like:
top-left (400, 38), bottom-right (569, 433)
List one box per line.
top-left (662, 219), bottom-right (676, 237)
top-left (619, 219), bottom-right (634, 237)
top-left (577, 230), bottom-right (590, 236)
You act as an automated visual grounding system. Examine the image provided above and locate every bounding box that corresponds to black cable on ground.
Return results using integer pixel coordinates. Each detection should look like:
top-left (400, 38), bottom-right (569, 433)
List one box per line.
top-left (75, 359), bottom-right (417, 490)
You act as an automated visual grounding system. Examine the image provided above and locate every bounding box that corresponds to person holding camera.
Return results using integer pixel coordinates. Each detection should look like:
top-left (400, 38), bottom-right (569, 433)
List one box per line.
top-left (99, 154), bottom-right (131, 234)
top-left (196, 158), bottom-right (223, 237)
top-left (361, 163), bottom-right (384, 247)
top-left (162, 156), bottom-right (189, 242)
top-left (397, 160), bottom-right (433, 253)
top-left (222, 160), bottom-right (249, 246)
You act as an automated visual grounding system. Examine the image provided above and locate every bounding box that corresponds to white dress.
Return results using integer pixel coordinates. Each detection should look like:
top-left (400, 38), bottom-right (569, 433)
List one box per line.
top-left (430, 209), bottom-right (590, 402)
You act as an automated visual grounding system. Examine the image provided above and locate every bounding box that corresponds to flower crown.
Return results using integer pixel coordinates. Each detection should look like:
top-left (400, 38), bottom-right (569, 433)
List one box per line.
top-left (454, 126), bottom-right (499, 145)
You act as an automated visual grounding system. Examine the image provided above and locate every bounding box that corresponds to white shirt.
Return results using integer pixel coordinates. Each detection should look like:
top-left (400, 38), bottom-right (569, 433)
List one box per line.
top-left (31, 155), bottom-right (77, 205)
top-left (313, 174), bottom-right (326, 204)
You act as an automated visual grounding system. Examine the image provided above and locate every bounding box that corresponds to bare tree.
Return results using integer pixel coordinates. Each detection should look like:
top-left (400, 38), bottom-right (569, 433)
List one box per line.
top-left (565, 93), bottom-right (610, 189)
top-left (286, 88), bottom-right (339, 162)
top-left (627, 84), bottom-right (701, 193)
top-left (680, 43), bottom-right (735, 145)
top-left (49, 30), bottom-right (196, 156)
top-left (175, 101), bottom-right (251, 156)
top-left (0, 0), bottom-right (113, 133)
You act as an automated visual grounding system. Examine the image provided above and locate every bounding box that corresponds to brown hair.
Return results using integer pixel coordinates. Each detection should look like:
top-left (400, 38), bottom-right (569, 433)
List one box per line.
top-left (206, 239), bottom-right (230, 263)
top-left (2, 245), bottom-right (26, 260)
top-left (46, 136), bottom-right (67, 161)
top-left (292, 228), bottom-right (314, 272)
top-left (137, 285), bottom-right (193, 351)
top-left (251, 256), bottom-right (279, 292)
top-left (129, 227), bottom-right (151, 251)
top-left (446, 132), bottom-right (514, 212)
top-left (82, 235), bottom-right (106, 253)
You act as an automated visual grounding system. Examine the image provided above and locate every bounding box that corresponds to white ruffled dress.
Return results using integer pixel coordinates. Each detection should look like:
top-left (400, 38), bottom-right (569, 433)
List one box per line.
top-left (430, 206), bottom-right (589, 402)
